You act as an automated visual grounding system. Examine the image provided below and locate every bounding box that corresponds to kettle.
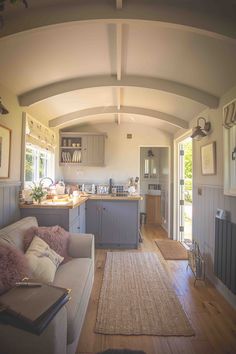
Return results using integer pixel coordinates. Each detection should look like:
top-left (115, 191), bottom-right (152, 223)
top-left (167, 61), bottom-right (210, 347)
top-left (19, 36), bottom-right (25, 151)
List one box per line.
top-left (55, 180), bottom-right (65, 195)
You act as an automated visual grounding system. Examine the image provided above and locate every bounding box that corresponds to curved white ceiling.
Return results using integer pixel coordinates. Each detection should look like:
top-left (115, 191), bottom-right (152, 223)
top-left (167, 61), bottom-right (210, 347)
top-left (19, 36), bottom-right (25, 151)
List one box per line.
top-left (1, 0), bottom-right (236, 132)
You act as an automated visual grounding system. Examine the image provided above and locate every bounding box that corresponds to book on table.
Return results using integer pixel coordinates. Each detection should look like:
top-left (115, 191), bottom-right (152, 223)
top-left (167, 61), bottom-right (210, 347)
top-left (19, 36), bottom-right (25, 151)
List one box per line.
top-left (0, 282), bottom-right (71, 335)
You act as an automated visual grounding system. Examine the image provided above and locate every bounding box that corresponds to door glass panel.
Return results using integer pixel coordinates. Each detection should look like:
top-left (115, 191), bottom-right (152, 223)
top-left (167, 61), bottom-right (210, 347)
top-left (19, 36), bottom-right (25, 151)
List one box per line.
top-left (150, 158), bottom-right (157, 178)
top-left (178, 138), bottom-right (192, 244)
top-left (144, 159), bottom-right (149, 178)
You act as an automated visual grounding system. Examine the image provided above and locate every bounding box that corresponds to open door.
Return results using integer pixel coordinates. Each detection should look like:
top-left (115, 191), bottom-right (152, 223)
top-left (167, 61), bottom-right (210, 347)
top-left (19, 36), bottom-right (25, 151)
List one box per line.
top-left (177, 137), bottom-right (192, 244)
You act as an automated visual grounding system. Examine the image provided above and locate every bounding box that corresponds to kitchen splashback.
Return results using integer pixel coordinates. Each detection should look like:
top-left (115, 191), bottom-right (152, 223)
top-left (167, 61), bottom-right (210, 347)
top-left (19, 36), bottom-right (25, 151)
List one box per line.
top-left (65, 181), bottom-right (130, 195)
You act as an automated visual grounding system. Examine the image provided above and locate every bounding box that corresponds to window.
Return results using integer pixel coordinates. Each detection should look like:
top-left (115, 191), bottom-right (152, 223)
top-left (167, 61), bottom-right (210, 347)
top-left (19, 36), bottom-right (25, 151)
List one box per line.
top-left (25, 144), bottom-right (55, 185)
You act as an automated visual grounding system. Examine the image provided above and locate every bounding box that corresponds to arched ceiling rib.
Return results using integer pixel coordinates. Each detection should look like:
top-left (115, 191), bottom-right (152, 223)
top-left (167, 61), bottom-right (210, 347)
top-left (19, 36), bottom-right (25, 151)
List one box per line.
top-left (48, 106), bottom-right (189, 129)
top-left (1, 1), bottom-right (236, 41)
top-left (18, 75), bottom-right (219, 108)
top-left (1, 0), bottom-right (236, 133)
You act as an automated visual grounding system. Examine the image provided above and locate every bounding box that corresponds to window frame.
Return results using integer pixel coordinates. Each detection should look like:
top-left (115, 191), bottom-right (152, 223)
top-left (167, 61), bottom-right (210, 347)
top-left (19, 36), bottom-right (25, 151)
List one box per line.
top-left (24, 143), bottom-right (55, 187)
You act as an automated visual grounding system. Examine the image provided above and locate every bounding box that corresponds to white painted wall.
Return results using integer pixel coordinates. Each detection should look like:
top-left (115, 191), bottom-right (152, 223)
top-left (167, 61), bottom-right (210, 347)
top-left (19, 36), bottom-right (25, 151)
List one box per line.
top-left (0, 84), bottom-right (22, 182)
top-left (58, 122), bottom-right (172, 185)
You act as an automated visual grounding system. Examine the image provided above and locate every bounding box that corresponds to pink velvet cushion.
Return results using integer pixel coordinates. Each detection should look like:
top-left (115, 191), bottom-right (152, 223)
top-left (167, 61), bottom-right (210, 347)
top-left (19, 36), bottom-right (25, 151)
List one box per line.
top-left (0, 244), bottom-right (30, 295)
top-left (24, 226), bottom-right (70, 263)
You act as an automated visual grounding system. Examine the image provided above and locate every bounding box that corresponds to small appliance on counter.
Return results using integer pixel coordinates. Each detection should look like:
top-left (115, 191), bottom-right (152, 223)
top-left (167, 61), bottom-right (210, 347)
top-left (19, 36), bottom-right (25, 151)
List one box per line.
top-left (82, 184), bottom-right (96, 194)
top-left (21, 189), bottom-right (33, 204)
top-left (97, 185), bottom-right (109, 194)
top-left (109, 178), bottom-right (113, 194)
top-left (112, 185), bottom-right (128, 197)
top-left (55, 180), bottom-right (65, 195)
top-left (127, 176), bottom-right (139, 195)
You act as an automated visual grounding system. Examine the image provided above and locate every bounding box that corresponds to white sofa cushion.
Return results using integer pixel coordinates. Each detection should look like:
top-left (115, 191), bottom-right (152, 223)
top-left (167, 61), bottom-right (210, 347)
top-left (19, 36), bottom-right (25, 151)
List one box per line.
top-left (25, 236), bottom-right (64, 282)
top-left (54, 258), bottom-right (93, 344)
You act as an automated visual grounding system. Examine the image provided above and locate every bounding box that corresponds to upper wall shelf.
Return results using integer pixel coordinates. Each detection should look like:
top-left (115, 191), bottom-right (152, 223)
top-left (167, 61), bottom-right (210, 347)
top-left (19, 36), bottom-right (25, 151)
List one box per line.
top-left (59, 131), bottom-right (106, 166)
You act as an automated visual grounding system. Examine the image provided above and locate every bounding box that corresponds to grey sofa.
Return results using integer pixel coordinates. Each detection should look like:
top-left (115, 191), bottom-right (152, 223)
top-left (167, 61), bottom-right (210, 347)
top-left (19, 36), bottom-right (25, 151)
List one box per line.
top-left (0, 216), bottom-right (94, 354)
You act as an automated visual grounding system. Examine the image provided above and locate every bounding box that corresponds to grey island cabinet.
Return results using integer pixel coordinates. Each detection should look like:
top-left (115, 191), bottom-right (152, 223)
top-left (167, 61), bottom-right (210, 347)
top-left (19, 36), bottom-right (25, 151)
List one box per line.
top-left (20, 200), bottom-right (86, 233)
top-left (86, 198), bottom-right (140, 249)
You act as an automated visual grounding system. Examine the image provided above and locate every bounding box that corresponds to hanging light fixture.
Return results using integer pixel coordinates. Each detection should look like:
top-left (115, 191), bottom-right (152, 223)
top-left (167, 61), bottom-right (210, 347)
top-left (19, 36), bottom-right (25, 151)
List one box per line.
top-left (147, 149), bottom-right (154, 157)
top-left (0, 98), bottom-right (9, 115)
top-left (191, 117), bottom-right (211, 140)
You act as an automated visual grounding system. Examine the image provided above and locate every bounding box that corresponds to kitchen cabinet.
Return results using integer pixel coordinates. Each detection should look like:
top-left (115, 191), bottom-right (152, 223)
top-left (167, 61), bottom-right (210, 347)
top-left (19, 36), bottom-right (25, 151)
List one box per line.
top-left (83, 135), bottom-right (105, 166)
top-left (86, 200), bottom-right (139, 248)
top-left (20, 202), bottom-right (86, 233)
top-left (68, 202), bottom-right (86, 233)
top-left (59, 132), bottom-right (106, 166)
top-left (146, 194), bottom-right (161, 224)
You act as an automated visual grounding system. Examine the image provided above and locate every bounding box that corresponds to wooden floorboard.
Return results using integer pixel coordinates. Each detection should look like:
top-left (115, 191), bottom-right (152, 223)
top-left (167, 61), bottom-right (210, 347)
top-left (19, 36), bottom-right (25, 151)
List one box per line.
top-left (77, 224), bottom-right (236, 354)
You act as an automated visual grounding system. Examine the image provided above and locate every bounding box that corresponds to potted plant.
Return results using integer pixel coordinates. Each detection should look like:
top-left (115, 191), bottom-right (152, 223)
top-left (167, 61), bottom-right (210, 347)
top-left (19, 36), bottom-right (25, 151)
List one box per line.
top-left (30, 182), bottom-right (46, 204)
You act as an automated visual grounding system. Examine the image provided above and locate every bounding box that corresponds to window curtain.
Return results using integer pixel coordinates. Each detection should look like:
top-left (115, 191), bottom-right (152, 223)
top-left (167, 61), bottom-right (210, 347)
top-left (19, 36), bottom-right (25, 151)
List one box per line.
top-left (223, 99), bottom-right (236, 129)
top-left (25, 115), bottom-right (56, 152)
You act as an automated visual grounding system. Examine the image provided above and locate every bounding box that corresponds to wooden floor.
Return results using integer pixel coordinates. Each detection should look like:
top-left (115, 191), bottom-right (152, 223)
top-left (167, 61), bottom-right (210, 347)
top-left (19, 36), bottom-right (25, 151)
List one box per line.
top-left (77, 225), bottom-right (236, 354)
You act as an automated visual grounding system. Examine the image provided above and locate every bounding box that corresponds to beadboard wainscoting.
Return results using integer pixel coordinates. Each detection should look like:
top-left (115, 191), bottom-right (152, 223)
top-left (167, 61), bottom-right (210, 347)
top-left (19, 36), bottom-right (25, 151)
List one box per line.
top-left (193, 184), bottom-right (236, 308)
top-left (0, 182), bottom-right (21, 229)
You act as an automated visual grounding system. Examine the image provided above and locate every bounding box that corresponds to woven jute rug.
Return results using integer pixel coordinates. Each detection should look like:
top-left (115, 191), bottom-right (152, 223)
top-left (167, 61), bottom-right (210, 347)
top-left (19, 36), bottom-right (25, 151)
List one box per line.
top-left (95, 252), bottom-right (194, 336)
top-left (155, 240), bottom-right (188, 260)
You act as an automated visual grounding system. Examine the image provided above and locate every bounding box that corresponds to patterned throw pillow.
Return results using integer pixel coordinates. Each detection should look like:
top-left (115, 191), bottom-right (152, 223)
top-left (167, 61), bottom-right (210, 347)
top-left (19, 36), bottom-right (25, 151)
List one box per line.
top-left (25, 236), bottom-right (64, 283)
top-left (24, 225), bottom-right (70, 263)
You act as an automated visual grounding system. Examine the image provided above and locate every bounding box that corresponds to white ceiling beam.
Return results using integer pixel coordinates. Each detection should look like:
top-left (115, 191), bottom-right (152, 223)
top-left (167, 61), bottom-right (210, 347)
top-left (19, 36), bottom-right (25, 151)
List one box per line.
top-left (1, 2), bottom-right (236, 41)
top-left (116, 23), bottom-right (122, 81)
top-left (116, 0), bottom-right (123, 10)
top-left (117, 87), bottom-right (121, 110)
top-left (116, 87), bottom-right (122, 125)
top-left (116, 112), bottom-right (121, 125)
top-left (18, 75), bottom-right (219, 108)
top-left (48, 106), bottom-right (189, 129)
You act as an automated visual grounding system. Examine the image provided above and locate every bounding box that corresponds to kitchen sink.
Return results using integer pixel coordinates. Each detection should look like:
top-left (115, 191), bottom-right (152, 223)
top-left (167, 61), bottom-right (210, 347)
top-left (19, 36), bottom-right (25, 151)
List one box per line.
top-left (41, 199), bottom-right (71, 206)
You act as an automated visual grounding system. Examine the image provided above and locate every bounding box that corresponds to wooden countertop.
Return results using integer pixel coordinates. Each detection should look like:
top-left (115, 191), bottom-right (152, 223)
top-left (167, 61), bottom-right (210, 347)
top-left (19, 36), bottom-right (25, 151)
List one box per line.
top-left (19, 196), bottom-right (89, 209)
top-left (88, 194), bottom-right (142, 201)
top-left (19, 194), bottom-right (142, 209)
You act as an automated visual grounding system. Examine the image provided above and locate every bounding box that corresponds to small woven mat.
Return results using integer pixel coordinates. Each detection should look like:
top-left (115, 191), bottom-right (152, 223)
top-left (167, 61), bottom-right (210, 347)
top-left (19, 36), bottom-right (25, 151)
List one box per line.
top-left (155, 240), bottom-right (188, 260)
top-left (95, 252), bottom-right (194, 336)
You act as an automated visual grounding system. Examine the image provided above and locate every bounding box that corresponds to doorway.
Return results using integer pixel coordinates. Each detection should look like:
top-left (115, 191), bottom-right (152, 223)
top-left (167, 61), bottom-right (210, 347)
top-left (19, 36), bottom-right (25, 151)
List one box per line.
top-left (177, 137), bottom-right (193, 244)
top-left (139, 146), bottom-right (170, 235)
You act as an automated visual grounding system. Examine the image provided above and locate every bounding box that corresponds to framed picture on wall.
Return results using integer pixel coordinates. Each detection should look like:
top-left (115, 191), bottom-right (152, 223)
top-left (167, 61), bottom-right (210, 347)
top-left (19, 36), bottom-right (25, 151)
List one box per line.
top-left (0, 124), bottom-right (11, 178)
top-left (201, 141), bottom-right (216, 175)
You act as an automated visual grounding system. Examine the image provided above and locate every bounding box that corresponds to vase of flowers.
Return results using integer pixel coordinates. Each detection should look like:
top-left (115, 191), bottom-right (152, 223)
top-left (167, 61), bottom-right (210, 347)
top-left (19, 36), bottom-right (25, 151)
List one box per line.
top-left (30, 182), bottom-right (46, 204)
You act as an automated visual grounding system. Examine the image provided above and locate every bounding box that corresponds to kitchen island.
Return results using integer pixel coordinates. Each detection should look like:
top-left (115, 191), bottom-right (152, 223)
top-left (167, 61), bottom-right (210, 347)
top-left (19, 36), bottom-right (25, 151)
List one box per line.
top-left (86, 195), bottom-right (141, 249)
top-left (20, 196), bottom-right (88, 233)
top-left (20, 195), bottom-right (142, 249)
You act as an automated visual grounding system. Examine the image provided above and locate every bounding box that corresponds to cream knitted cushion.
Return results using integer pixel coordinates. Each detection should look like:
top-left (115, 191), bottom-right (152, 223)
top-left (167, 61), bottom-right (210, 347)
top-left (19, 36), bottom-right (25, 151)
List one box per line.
top-left (25, 236), bottom-right (64, 282)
